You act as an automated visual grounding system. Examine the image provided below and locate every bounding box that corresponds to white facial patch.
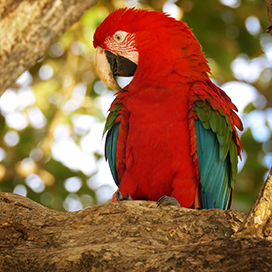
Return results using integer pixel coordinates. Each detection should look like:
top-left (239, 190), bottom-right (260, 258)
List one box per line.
top-left (105, 31), bottom-right (139, 65)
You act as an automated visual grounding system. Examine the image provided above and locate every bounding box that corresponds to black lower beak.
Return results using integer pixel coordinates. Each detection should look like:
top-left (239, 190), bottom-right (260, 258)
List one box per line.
top-left (105, 50), bottom-right (137, 77)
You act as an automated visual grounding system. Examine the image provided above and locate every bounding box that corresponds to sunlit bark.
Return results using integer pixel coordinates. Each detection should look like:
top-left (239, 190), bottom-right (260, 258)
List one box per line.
top-left (1, 178), bottom-right (272, 272)
top-left (265, 0), bottom-right (272, 32)
top-left (0, 0), bottom-right (98, 94)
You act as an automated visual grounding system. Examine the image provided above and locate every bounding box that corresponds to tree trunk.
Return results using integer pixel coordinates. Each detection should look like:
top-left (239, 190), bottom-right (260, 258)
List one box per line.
top-left (0, 0), bottom-right (98, 95)
top-left (2, 169), bottom-right (272, 271)
top-left (0, 190), bottom-right (272, 272)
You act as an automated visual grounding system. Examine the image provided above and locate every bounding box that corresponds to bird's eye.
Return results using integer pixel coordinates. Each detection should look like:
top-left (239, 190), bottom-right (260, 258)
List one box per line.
top-left (113, 31), bottom-right (128, 43)
top-left (115, 34), bottom-right (122, 40)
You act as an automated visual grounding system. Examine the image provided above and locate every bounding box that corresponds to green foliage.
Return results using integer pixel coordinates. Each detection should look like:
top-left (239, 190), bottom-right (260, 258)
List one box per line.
top-left (0, 0), bottom-right (271, 212)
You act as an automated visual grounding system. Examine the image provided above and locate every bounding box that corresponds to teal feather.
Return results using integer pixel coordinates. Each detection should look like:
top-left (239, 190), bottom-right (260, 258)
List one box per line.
top-left (103, 94), bottom-right (124, 187)
top-left (105, 123), bottom-right (120, 186)
top-left (195, 105), bottom-right (235, 209)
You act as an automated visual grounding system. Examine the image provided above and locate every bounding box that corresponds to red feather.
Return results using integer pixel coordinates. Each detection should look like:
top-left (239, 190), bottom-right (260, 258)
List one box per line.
top-left (94, 8), bottom-right (243, 208)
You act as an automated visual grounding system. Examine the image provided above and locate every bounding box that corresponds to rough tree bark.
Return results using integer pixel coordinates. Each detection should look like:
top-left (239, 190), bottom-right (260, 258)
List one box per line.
top-left (237, 168), bottom-right (272, 239)
top-left (266, 0), bottom-right (272, 32)
top-left (1, 1), bottom-right (272, 271)
top-left (0, 171), bottom-right (272, 271)
top-left (0, 0), bottom-right (98, 95)
top-left (0, 180), bottom-right (271, 272)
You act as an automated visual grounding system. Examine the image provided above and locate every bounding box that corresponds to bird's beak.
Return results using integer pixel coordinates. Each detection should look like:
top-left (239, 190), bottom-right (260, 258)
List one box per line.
top-left (95, 46), bottom-right (137, 91)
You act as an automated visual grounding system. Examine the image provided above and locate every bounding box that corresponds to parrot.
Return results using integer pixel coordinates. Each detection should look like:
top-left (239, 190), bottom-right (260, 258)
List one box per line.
top-left (93, 8), bottom-right (243, 209)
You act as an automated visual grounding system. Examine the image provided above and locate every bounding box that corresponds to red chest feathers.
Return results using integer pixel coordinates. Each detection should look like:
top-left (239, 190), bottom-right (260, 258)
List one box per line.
top-left (116, 85), bottom-right (198, 205)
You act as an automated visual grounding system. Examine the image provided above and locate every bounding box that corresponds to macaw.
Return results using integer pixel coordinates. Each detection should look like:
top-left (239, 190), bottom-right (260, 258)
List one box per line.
top-left (93, 8), bottom-right (243, 209)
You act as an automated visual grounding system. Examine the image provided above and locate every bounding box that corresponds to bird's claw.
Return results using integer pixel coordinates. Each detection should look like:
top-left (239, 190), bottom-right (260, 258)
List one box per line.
top-left (157, 195), bottom-right (181, 207)
top-left (116, 191), bottom-right (132, 202)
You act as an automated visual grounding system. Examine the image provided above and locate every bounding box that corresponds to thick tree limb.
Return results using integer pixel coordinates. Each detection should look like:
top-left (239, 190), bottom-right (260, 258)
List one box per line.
top-left (0, 192), bottom-right (272, 271)
top-left (0, 0), bottom-right (98, 95)
top-left (237, 168), bottom-right (272, 239)
top-left (265, 0), bottom-right (272, 32)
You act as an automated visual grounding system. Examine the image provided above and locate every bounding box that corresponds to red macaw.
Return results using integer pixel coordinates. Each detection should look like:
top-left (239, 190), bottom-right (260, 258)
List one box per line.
top-left (93, 8), bottom-right (243, 209)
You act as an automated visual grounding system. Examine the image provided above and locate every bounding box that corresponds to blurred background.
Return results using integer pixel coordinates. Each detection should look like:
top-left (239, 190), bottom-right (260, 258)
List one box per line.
top-left (0, 0), bottom-right (271, 212)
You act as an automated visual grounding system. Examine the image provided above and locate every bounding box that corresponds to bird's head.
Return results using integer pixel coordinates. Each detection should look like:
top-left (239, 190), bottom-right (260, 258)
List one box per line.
top-left (93, 8), bottom-right (210, 90)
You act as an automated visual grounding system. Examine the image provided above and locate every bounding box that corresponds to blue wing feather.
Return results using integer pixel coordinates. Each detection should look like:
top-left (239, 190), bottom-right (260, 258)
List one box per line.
top-left (195, 119), bottom-right (231, 209)
top-left (105, 123), bottom-right (120, 186)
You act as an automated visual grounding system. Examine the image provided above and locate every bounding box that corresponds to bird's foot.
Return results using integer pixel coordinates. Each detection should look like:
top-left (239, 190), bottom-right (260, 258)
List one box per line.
top-left (157, 195), bottom-right (181, 207)
top-left (116, 191), bottom-right (132, 202)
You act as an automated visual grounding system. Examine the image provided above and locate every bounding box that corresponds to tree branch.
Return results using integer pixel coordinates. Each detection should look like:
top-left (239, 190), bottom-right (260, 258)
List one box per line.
top-left (236, 168), bottom-right (272, 238)
top-left (1, 192), bottom-right (272, 271)
top-left (0, 0), bottom-right (98, 95)
top-left (265, 0), bottom-right (272, 33)
top-left (2, 171), bottom-right (272, 271)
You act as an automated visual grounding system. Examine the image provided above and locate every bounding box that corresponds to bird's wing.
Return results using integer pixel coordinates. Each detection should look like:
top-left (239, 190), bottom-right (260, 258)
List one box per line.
top-left (105, 122), bottom-right (120, 186)
top-left (104, 91), bottom-right (128, 186)
top-left (188, 81), bottom-right (242, 209)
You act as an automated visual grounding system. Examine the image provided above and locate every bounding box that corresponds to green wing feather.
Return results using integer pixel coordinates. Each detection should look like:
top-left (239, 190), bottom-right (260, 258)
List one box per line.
top-left (103, 96), bottom-right (123, 186)
top-left (193, 99), bottom-right (239, 209)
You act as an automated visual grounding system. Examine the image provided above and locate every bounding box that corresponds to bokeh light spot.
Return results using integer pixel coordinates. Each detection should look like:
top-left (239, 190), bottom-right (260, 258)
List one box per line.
top-left (5, 112), bottom-right (28, 130)
top-left (0, 148), bottom-right (6, 162)
top-left (4, 131), bottom-right (20, 146)
top-left (27, 107), bottom-right (47, 129)
top-left (39, 64), bottom-right (54, 80)
top-left (63, 194), bottom-right (83, 211)
top-left (13, 185), bottom-right (27, 197)
top-left (16, 70), bottom-right (33, 86)
top-left (219, 0), bottom-right (241, 8)
top-left (245, 16), bottom-right (261, 36)
top-left (64, 177), bottom-right (82, 193)
top-left (50, 43), bottom-right (64, 57)
top-left (26, 174), bottom-right (45, 193)
top-left (40, 192), bottom-right (54, 206)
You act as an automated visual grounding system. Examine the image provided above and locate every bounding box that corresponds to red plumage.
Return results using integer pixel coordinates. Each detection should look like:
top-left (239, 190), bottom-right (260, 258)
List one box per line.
top-left (115, 83), bottom-right (198, 207)
top-left (94, 8), bottom-right (242, 209)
